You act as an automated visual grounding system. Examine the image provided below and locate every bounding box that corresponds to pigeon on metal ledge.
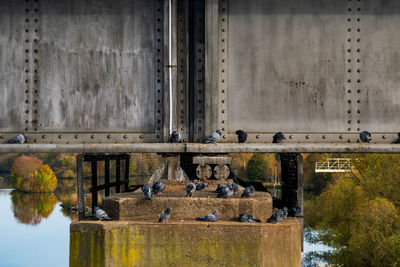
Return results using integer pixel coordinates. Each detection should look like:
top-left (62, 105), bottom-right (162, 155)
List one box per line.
top-left (8, 133), bottom-right (27, 144)
top-left (196, 211), bottom-right (218, 222)
top-left (142, 184), bottom-right (152, 201)
top-left (360, 131), bottom-right (372, 143)
top-left (394, 133), bottom-right (400, 144)
top-left (272, 132), bottom-right (286, 143)
top-left (169, 131), bottom-right (182, 143)
top-left (93, 207), bottom-right (112, 221)
top-left (205, 130), bottom-right (221, 144)
top-left (159, 207), bottom-right (171, 223)
top-left (236, 130), bottom-right (247, 143)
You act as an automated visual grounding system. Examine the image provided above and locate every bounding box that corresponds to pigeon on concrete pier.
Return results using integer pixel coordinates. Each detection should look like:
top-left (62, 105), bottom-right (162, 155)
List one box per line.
top-left (217, 186), bottom-right (234, 198)
top-left (195, 182), bottom-right (208, 191)
top-left (8, 133), bottom-right (27, 144)
top-left (288, 206), bottom-right (302, 217)
top-left (241, 186), bottom-right (256, 198)
top-left (186, 183), bottom-right (196, 197)
top-left (159, 207), bottom-right (171, 223)
top-left (360, 131), bottom-right (372, 143)
top-left (266, 209), bottom-right (285, 223)
top-left (196, 211), bottom-right (218, 222)
top-left (205, 130), bottom-right (221, 144)
top-left (152, 181), bottom-right (166, 195)
top-left (215, 184), bottom-right (223, 194)
top-left (239, 214), bottom-right (261, 223)
top-left (272, 132), bottom-right (286, 143)
top-left (142, 184), bottom-right (152, 201)
top-left (93, 207), bottom-right (112, 221)
top-left (227, 183), bottom-right (238, 194)
top-left (169, 131), bottom-right (182, 143)
top-left (236, 130), bottom-right (247, 143)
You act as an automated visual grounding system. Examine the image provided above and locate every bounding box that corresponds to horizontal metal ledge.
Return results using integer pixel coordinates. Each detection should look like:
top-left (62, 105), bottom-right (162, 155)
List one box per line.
top-left (1, 143), bottom-right (400, 153)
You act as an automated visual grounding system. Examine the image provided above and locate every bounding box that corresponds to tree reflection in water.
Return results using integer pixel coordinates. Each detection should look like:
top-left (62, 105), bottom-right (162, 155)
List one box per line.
top-left (10, 191), bottom-right (57, 225)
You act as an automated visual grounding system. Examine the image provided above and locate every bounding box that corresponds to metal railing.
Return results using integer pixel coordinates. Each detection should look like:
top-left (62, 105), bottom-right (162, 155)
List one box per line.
top-left (315, 158), bottom-right (355, 173)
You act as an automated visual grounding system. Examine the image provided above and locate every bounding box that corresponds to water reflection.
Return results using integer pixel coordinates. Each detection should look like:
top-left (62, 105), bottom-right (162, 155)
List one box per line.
top-left (10, 191), bottom-right (57, 225)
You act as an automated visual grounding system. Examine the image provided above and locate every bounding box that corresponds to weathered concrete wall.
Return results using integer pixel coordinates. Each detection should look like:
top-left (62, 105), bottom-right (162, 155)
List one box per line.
top-left (103, 190), bottom-right (272, 222)
top-left (70, 220), bottom-right (302, 267)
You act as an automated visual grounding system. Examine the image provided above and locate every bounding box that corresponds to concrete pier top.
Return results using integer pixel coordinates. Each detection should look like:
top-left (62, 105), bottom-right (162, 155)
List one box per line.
top-left (103, 189), bottom-right (273, 222)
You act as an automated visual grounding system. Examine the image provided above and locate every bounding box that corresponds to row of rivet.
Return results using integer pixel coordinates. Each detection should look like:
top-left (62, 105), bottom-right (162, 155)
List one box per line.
top-left (218, 0), bottom-right (228, 140)
top-left (194, 0), bottom-right (205, 143)
top-left (154, 0), bottom-right (163, 139)
top-left (177, 0), bottom-right (187, 141)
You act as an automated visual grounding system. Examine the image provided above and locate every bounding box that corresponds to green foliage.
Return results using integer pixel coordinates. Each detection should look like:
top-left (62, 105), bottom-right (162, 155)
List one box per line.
top-left (246, 154), bottom-right (268, 181)
top-left (11, 155), bottom-right (57, 192)
top-left (303, 154), bottom-right (334, 197)
top-left (305, 154), bottom-right (400, 266)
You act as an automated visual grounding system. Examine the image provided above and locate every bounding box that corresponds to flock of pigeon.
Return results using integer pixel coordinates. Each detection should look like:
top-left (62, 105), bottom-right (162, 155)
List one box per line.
top-left (5, 130), bottom-right (400, 144)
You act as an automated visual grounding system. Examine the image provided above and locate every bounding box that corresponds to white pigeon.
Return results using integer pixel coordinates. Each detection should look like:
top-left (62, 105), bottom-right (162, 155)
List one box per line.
top-left (93, 207), bottom-right (112, 221)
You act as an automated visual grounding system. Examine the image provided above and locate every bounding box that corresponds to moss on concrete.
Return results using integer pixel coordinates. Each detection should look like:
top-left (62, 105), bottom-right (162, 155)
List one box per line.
top-left (70, 220), bottom-right (301, 267)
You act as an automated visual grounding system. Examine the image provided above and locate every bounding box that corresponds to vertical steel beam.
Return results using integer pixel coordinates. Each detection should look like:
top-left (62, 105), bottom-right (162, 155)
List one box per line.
top-left (91, 160), bottom-right (98, 213)
top-left (116, 159), bottom-right (121, 193)
top-left (104, 159), bottom-right (110, 197)
top-left (76, 154), bottom-right (84, 220)
top-left (124, 158), bottom-right (130, 192)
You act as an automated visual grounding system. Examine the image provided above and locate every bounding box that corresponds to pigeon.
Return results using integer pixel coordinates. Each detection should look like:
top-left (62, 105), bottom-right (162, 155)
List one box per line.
top-left (239, 214), bottom-right (261, 223)
top-left (360, 131), bottom-right (372, 143)
top-left (282, 207), bottom-right (288, 219)
top-left (169, 130), bottom-right (182, 143)
top-left (196, 211), bottom-right (218, 222)
top-left (195, 182), bottom-right (208, 191)
top-left (205, 130), bottom-right (222, 144)
top-left (235, 130), bottom-right (247, 143)
top-left (215, 184), bottom-right (223, 194)
top-left (93, 207), bottom-right (112, 221)
top-left (217, 185), bottom-right (234, 198)
top-left (186, 183), bottom-right (196, 197)
top-left (8, 133), bottom-right (27, 144)
top-left (227, 183), bottom-right (239, 194)
top-left (272, 132), bottom-right (286, 143)
top-left (159, 207), bottom-right (171, 223)
top-left (394, 133), bottom-right (400, 144)
top-left (142, 184), bottom-right (152, 201)
top-left (241, 186), bottom-right (256, 198)
top-left (288, 206), bottom-right (302, 217)
top-left (152, 181), bottom-right (166, 195)
top-left (267, 209), bottom-right (285, 223)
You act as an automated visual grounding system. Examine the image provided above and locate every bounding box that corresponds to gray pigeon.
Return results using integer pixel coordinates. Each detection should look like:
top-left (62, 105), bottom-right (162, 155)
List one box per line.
top-left (196, 211), bottom-right (218, 222)
top-left (241, 186), bottom-right (256, 198)
top-left (272, 132), bottom-right (286, 143)
top-left (152, 181), bottom-right (166, 195)
top-left (266, 209), bottom-right (285, 223)
top-left (169, 131), bottom-right (182, 143)
top-left (195, 182), bottom-right (208, 191)
top-left (360, 131), bottom-right (372, 143)
top-left (288, 206), bottom-right (302, 217)
top-left (93, 207), bottom-right (112, 221)
top-left (217, 185), bottom-right (234, 198)
top-left (8, 133), bottom-right (27, 144)
top-left (239, 214), bottom-right (261, 223)
top-left (205, 130), bottom-right (222, 144)
top-left (159, 207), bottom-right (171, 223)
top-left (186, 183), bottom-right (196, 197)
top-left (142, 184), bottom-right (152, 201)
top-left (394, 133), bottom-right (400, 144)
top-left (215, 184), bottom-right (223, 194)
top-left (227, 183), bottom-right (238, 194)
top-left (236, 130), bottom-right (247, 143)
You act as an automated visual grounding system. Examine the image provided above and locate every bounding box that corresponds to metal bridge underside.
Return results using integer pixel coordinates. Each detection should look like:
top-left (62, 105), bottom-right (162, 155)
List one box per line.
top-left (1, 0), bottom-right (400, 152)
